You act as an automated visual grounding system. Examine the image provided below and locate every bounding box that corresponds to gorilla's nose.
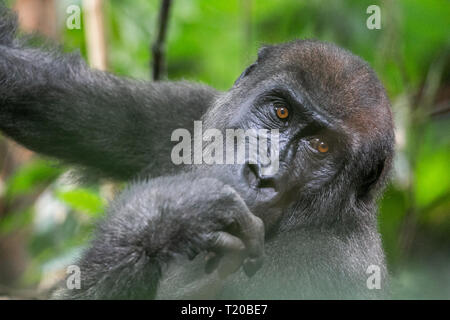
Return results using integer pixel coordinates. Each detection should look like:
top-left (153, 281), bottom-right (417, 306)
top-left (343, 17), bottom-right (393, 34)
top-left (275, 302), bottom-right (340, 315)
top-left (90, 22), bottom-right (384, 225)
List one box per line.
top-left (244, 162), bottom-right (279, 192)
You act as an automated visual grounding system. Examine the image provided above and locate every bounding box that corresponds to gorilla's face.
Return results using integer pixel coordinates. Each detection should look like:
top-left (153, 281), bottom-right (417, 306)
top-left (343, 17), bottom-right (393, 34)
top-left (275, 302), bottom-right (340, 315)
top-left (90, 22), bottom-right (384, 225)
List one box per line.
top-left (202, 40), bottom-right (395, 233)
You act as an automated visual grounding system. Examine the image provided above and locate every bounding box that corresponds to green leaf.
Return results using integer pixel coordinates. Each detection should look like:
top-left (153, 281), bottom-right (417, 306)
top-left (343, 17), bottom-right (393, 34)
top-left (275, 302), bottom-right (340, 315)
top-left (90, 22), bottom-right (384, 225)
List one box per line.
top-left (415, 150), bottom-right (450, 208)
top-left (5, 159), bottom-right (62, 199)
top-left (56, 188), bottom-right (105, 218)
top-left (0, 209), bottom-right (33, 235)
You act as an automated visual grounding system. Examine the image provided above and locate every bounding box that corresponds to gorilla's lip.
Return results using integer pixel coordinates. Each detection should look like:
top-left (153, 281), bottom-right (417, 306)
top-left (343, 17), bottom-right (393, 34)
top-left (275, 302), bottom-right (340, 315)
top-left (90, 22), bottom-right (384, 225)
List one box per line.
top-left (243, 163), bottom-right (282, 204)
top-left (244, 163), bottom-right (279, 191)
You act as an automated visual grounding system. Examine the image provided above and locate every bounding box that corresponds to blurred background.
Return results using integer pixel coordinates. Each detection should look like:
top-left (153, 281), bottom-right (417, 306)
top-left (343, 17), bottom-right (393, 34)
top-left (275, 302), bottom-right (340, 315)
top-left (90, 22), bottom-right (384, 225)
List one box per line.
top-left (0, 0), bottom-right (448, 299)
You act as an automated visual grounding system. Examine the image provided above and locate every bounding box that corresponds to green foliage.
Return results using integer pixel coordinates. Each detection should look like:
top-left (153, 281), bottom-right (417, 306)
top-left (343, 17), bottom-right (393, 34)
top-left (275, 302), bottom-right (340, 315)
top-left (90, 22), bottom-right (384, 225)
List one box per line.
top-left (56, 188), bottom-right (105, 218)
top-left (0, 208), bottom-right (32, 235)
top-left (5, 159), bottom-right (62, 199)
top-left (0, 0), bottom-right (448, 296)
top-left (414, 121), bottom-right (450, 209)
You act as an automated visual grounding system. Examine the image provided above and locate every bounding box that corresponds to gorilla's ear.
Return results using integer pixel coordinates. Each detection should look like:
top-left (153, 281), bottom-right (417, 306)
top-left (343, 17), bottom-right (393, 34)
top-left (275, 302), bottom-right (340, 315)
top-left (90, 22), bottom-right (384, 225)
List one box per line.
top-left (357, 157), bottom-right (386, 199)
top-left (234, 45), bottom-right (275, 86)
top-left (256, 45), bottom-right (274, 61)
top-left (234, 62), bottom-right (257, 86)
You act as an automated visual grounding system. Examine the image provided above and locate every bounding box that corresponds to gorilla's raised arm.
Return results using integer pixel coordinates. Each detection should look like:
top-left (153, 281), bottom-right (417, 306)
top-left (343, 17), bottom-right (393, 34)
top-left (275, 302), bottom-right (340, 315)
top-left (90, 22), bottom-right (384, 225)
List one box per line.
top-left (0, 5), bottom-right (217, 180)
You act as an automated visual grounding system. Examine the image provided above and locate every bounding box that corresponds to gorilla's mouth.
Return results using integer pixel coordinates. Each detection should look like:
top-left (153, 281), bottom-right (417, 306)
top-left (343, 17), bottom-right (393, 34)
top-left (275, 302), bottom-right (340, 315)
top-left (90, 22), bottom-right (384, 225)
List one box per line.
top-left (243, 162), bottom-right (280, 203)
top-left (240, 162), bottom-right (293, 231)
top-left (242, 161), bottom-right (301, 217)
top-left (245, 163), bottom-right (278, 190)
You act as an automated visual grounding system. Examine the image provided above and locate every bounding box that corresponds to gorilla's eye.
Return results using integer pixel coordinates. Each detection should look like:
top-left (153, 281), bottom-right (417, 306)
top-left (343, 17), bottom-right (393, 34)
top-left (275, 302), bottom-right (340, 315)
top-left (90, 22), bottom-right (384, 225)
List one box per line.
top-left (310, 138), bottom-right (329, 153)
top-left (275, 106), bottom-right (289, 120)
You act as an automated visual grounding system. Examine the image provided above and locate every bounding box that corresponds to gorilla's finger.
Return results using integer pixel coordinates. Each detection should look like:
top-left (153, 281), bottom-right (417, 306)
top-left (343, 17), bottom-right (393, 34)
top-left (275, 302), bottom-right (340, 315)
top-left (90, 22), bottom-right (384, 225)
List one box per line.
top-left (205, 253), bottom-right (221, 274)
top-left (209, 231), bottom-right (246, 253)
top-left (205, 231), bottom-right (246, 275)
top-left (243, 256), bottom-right (264, 277)
top-left (217, 251), bottom-right (246, 279)
top-left (232, 211), bottom-right (265, 262)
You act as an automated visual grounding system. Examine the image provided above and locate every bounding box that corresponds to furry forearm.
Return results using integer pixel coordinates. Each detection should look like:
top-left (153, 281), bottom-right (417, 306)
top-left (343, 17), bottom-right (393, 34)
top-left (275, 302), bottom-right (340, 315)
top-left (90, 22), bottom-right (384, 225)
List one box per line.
top-left (0, 6), bottom-right (218, 179)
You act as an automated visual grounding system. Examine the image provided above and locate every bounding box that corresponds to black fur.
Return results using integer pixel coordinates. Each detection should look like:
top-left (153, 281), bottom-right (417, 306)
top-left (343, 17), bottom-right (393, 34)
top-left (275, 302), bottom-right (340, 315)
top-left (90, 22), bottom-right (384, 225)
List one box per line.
top-left (0, 3), bottom-right (394, 299)
top-left (0, 4), bottom-right (217, 181)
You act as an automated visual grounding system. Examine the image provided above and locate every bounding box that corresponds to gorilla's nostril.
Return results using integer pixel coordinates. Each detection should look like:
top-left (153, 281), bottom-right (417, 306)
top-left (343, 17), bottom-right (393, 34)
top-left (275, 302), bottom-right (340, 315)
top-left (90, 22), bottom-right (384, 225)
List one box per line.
top-left (244, 163), bottom-right (278, 191)
top-left (244, 163), bottom-right (260, 189)
top-left (258, 177), bottom-right (277, 190)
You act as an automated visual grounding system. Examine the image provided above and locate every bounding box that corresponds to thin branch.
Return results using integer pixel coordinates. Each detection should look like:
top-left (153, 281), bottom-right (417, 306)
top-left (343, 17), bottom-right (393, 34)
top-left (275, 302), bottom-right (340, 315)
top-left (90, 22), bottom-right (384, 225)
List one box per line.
top-left (152, 0), bottom-right (172, 81)
top-left (82, 0), bottom-right (108, 71)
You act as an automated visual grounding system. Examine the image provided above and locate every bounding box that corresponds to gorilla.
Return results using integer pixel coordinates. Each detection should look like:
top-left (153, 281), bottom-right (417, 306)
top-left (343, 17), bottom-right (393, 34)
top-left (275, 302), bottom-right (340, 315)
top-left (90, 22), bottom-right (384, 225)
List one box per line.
top-left (0, 3), bottom-right (394, 299)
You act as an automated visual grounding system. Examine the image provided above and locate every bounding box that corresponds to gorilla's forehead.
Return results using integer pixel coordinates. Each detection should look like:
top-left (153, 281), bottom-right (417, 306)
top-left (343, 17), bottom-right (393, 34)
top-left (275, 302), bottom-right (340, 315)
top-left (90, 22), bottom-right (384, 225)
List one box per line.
top-left (257, 40), bottom-right (392, 134)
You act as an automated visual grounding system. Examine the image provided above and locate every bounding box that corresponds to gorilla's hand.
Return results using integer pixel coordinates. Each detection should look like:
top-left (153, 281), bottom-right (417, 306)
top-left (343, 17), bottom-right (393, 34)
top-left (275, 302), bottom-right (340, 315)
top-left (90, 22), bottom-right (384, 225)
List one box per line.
top-left (158, 176), bottom-right (265, 278)
top-left (154, 176), bottom-right (265, 299)
top-left (58, 174), bottom-right (264, 299)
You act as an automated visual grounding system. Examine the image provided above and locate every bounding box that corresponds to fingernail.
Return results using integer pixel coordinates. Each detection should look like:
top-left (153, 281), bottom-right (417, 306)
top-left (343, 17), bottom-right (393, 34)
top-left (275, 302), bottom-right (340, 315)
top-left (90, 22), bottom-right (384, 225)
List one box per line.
top-left (205, 254), bottom-right (221, 274)
top-left (243, 257), bottom-right (263, 277)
